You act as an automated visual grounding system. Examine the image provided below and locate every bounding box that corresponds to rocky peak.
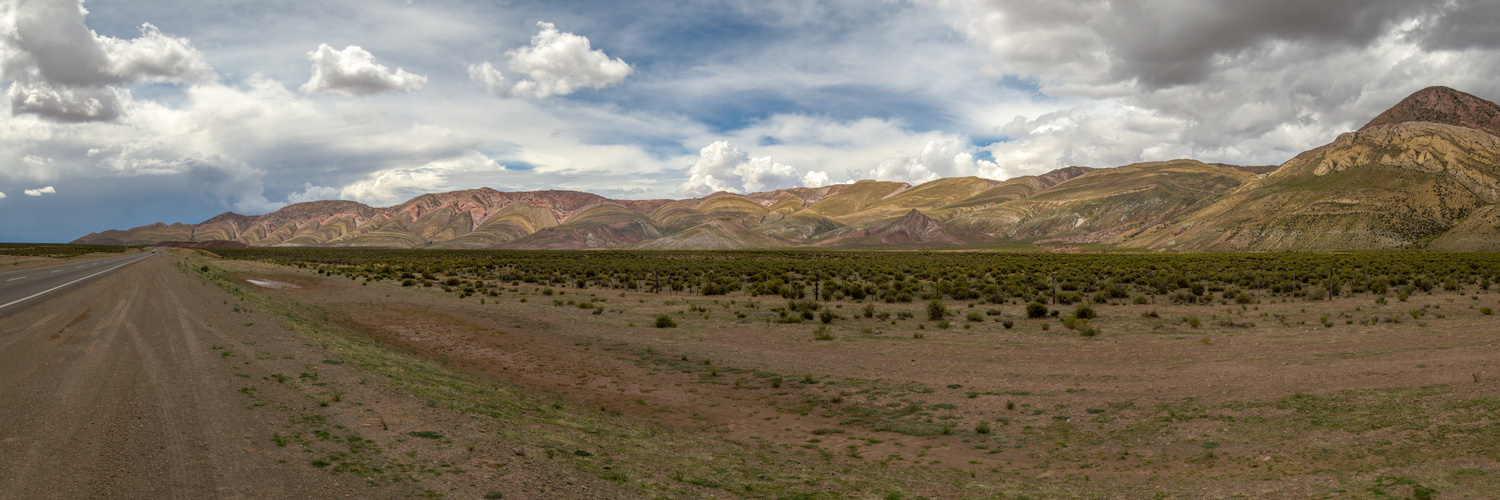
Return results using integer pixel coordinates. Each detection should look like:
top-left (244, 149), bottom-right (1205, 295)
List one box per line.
top-left (201, 211), bottom-right (257, 228)
top-left (1361, 86), bottom-right (1500, 138)
top-left (1038, 166), bottom-right (1095, 189)
top-left (894, 209), bottom-right (943, 240)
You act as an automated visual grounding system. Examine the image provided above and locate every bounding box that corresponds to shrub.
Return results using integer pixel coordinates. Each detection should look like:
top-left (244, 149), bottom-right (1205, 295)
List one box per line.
top-left (1026, 302), bottom-right (1049, 318)
top-left (401, 279), bottom-right (416, 287)
top-left (862, 303), bottom-right (876, 318)
top-left (820, 309), bottom-right (835, 324)
top-left (966, 311), bottom-right (984, 322)
top-left (654, 314), bottom-right (677, 328)
top-left (975, 421), bottom-right (991, 434)
top-left (1483, 307), bottom-right (1494, 316)
top-left (1002, 320), bottom-right (1014, 329)
top-left (1073, 305), bottom-right (1097, 319)
top-left (927, 299), bottom-right (947, 321)
top-left (813, 325), bottom-right (835, 341)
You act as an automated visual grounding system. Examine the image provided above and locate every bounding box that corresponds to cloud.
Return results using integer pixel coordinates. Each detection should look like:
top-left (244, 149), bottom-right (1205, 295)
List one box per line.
top-left (466, 62), bottom-right (510, 98)
top-left (285, 183), bottom-right (344, 204)
top-left (0, 1), bottom-right (212, 122)
top-left (340, 150), bottom-right (505, 206)
top-left (24, 186), bottom-right (55, 196)
top-left (922, 0), bottom-right (1500, 175)
top-left (180, 157), bottom-right (281, 213)
top-left (734, 156), bottom-right (801, 193)
top-left (299, 44), bottom-right (427, 96)
top-left (473, 22), bottom-right (632, 99)
top-left (801, 170), bottom-right (831, 188)
top-left (940, 0), bottom-right (1432, 91)
top-left (678, 141), bottom-right (744, 197)
top-left (870, 138), bottom-right (1007, 184)
top-left (6, 81), bottom-right (121, 122)
top-left (677, 140), bottom-right (827, 196)
top-left (0, 192), bottom-right (6, 199)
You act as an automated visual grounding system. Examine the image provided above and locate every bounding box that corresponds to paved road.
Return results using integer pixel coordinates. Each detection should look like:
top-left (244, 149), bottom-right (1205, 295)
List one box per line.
top-left (0, 250), bottom-right (157, 313)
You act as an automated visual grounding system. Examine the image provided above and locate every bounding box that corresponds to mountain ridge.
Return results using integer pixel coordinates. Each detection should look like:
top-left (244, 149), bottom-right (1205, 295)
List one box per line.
top-left (75, 86), bottom-right (1500, 252)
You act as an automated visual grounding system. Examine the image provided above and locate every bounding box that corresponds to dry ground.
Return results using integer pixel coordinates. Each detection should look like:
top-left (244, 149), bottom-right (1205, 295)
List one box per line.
top-left (6, 247), bottom-right (1497, 499)
top-left (205, 252), bottom-right (1500, 499)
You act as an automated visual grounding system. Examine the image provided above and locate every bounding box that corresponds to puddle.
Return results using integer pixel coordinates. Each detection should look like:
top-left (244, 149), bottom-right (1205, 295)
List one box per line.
top-left (246, 279), bottom-right (300, 289)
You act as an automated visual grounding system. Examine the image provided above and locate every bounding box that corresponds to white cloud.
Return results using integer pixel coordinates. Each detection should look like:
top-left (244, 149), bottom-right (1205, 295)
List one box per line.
top-left (285, 183), bottom-right (344, 204)
top-left (677, 140), bottom-right (829, 196)
top-left (0, 192), bottom-right (6, 199)
top-left (340, 150), bottom-right (505, 206)
top-left (96, 24), bottom-right (215, 84)
top-left (477, 22), bottom-right (632, 99)
top-left (299, 44), bottom-right (427, 96)
top-left (24, 186), bottom-right (55, 196)
top-left (735, 156), bottom-right (801, 193)
top-left (870, 138), bottom-right (1008, 184)
top-left (678, 141), bottom-right (744, 197)
top-left (0, 1), bottom-right (212, 122)
top-left (801, 170), bottom-right (831, 188)
top-left (466, 62), bottom-right (510, 98)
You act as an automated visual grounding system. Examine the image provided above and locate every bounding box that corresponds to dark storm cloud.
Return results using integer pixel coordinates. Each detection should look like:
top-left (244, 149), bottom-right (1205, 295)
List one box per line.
top-left (1097, 0), bottom-right (1436, 88)
top-left (1418, 1), bottom-right (1500, 51)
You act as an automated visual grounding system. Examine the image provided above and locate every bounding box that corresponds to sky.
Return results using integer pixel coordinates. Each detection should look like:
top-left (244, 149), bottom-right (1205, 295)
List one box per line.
top-left (1, 0), bottom-right (1498, 242)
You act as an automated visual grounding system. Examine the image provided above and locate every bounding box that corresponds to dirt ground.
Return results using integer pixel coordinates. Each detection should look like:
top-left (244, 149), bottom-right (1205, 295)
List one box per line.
top-left (0, 253), bottom-right (633, 500)
top-left (6, 249), bottom-right (1499, 499)
top-left (218, 255), bottom-right (1500, 498)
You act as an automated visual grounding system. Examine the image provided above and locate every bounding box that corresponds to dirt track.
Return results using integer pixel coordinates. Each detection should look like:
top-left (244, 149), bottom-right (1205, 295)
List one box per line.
top-left (0, 256), bottom-right (378, 499)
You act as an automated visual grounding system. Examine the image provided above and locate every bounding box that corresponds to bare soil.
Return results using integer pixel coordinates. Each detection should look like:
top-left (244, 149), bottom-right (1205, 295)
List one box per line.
top-left (8, 248), bottom-right (1499, 498)
top-left (0, 254), bottom-right (632, 499)
top-left (221, 257), bottom-right (1500, 498)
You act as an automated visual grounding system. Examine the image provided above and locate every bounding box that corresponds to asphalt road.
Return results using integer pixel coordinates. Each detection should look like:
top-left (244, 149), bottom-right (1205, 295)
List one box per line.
top-left (0, 250), bottom-right (157, 313)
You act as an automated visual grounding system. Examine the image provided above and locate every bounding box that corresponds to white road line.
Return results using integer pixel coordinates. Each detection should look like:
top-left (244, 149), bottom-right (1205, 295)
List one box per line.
top-left (50, 270), bottom-right (62, 273)
top-left (0, 255), bottom-right (151, 311)
top-left (5, 277), bottom-right (25, 282)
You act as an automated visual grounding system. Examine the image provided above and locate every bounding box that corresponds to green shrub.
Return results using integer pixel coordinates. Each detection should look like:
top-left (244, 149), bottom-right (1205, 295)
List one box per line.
top-left (654, 314), bottom-right (677, 328)
top-left (927, 299), bottom-right (947, 321)
top-left (1026, 302), bottom-right (1048, 318)
top-left (966, 311), bottom-right (984, 322)
top-left (1073, 304), bottom-right (1097, 319)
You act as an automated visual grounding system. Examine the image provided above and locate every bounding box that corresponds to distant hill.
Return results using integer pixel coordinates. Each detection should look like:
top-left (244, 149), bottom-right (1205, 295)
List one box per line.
top-left (74, 86), bottom-right (1500, 252)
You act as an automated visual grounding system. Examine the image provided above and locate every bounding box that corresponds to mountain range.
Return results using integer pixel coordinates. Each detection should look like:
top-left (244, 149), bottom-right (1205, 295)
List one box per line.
top-left (75, 86), bottom-right (1500, 252)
